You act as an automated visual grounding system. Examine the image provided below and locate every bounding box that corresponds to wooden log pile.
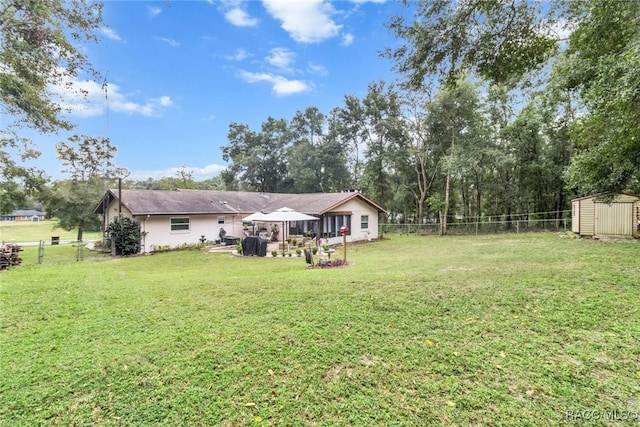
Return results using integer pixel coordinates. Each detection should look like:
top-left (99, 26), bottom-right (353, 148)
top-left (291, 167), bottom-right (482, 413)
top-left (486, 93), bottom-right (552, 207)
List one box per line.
top-left (1, 244), bottom-right (23, 270)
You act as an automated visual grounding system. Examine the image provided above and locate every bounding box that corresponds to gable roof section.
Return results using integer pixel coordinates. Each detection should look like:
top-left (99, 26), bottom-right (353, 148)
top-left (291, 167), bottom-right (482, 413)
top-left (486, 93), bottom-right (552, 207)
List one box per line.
top-left (572, 193), bottom-right (639, 203)
top-left (2, 210), bottom-right (46, 217)
top-left (94, 189), bottom-right (385, 216)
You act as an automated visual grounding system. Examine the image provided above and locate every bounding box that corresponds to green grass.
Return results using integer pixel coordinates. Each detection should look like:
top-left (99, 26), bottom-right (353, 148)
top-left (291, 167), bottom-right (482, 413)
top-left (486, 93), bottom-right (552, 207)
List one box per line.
top-left (1, 220), bottom-right (101, 243)
top-left (2, 233), bottom-right (639, 425)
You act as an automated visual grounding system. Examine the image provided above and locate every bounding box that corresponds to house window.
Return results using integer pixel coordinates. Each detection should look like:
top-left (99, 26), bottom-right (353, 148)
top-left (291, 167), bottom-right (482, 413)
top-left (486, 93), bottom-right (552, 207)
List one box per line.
top-left (322, 214), bottom-right (351, 238)
top-left (361, 215), bottom-right (369, 229)
top-left (171, 217), bottom-right (190, 232)
top-left (217, 216), bottom-right (225, 225)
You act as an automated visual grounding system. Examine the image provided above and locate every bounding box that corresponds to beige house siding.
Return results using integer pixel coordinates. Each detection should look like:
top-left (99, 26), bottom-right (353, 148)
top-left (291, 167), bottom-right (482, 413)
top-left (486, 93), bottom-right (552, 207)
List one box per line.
top-left (102, 199), bottom-right (242, 251)
top-left (322, 197), bottom-right (379, 245)
top-left (96, 189), bottom-right (385, 253)
top-left (138, 214), bottom-right (240, 252)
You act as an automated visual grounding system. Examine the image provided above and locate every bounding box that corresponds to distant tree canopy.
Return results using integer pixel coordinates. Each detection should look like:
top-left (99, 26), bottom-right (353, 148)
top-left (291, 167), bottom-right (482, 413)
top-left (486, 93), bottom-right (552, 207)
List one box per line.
top-left (0, 0), bottom-right (104, 213)
top-left (385, 0), bottom-right (640, 196)
top-left (43, 135), bottom-right (126, 241)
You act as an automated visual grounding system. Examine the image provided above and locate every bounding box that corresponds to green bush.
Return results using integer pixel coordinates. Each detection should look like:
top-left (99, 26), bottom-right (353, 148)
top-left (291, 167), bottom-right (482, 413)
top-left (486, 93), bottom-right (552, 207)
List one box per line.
top-left (106, 216), bottom-right (141, 256)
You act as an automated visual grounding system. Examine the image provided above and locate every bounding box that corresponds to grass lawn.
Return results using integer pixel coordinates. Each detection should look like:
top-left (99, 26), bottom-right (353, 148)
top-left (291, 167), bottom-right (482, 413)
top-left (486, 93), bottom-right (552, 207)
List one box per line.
top-left (1, 220), bottom-right (101, 243)
top-left (1, 233), bottom-right (639, 425)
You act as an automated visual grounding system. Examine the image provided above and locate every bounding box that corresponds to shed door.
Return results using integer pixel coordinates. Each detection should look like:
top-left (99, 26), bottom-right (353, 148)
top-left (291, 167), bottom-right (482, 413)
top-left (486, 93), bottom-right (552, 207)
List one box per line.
top-left (595, 203), bottom-right (633, 235)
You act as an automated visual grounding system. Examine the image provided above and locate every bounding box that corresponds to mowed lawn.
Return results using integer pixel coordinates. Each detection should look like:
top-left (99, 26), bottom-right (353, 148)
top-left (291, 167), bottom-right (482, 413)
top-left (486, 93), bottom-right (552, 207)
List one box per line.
top-left (1, 220), bottom-right (101, 243)
top-left (1, 234), bottom-right (639, 425)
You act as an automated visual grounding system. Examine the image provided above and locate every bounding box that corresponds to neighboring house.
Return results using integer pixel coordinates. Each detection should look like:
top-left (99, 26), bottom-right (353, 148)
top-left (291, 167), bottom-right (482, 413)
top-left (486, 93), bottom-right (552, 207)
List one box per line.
top-left (572, 193), bottom-right (640, 237)
top-left (94, 189), bottom-right (385, 253)
top-left (1, 210), bottom-right (46, 222)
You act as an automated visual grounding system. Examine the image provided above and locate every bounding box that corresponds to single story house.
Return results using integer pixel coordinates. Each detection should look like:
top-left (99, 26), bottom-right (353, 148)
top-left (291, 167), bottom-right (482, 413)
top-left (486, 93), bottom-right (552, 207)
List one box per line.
top-left (1, 210), bottom-right (46, 222)
top-left (94, 189), bottom-right (385, 253)
top-left (571, 193), bottom-right (640, 237)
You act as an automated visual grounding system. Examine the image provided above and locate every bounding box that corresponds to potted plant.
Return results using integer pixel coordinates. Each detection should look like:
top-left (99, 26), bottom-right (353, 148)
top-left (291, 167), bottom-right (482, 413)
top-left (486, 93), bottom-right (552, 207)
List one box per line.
top-left (296, 248), bottom-right (302, 257)
top-left (312, 247), bottom-right (318, 255)
top-left (271, 250), bottom-right (278, 257)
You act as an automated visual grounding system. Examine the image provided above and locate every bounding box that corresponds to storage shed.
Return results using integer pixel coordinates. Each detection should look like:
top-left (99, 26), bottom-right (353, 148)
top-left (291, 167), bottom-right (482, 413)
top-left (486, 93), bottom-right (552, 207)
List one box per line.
top-left (572, 193), bottom-right (640, 237)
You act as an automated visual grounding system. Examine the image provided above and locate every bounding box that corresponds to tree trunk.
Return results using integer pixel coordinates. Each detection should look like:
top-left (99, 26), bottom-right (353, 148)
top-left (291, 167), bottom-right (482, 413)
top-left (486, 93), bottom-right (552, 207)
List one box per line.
top-left (440, 128), bottom-right (455, 236)
top-left (440, 169), bottom-right (451, 236)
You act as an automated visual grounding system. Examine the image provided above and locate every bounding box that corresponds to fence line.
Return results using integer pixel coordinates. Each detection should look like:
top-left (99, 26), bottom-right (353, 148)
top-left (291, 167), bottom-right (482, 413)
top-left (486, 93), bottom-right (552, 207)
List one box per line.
top-left (380, 217), bottom-right (572, 236)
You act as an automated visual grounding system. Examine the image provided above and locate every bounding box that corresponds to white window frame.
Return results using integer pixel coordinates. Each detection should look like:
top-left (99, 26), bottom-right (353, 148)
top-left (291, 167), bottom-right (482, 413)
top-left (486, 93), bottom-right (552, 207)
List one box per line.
top-left (171, 217), bottom-right (190, 233)
top-left (361, 215), bottom-right (369, 229)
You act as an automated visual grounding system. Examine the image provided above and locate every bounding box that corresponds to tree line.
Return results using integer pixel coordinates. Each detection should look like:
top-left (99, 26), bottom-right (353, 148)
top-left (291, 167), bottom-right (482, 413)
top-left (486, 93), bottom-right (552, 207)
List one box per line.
top-left (216, 78), bottom-right (575, 232)
top-left (2, 0), bottom-right (639, 238)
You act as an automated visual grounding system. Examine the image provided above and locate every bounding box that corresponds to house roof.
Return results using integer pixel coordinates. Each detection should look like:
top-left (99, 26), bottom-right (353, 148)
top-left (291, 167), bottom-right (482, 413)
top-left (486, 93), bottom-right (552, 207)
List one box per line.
top-left (94, 189), bottom-right (385, 216)
top-left (2, 210), bottom-right (46, 217)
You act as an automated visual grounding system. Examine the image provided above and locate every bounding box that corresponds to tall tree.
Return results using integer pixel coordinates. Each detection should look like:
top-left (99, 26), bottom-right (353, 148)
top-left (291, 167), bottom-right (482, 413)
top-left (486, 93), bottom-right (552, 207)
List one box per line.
top-left (222, 118), bottom-right (289, 193)
top-left (355, 81), bottom-right (404, 210)
top-left (385, 0), bottom-right (559, 89)
top-left (328, 96), bottom-right (366, 187)
top-left (397, 88), bottom-right (441, 224)
top-left (425, 79), bottom-right (483, 235)
top-left (386, 0), bottom-right (640, 195)
top-left (43, 135), bottom-right (127, 241)
top-left (286, 107), bottom-right (327, 193)
top-left (563, 0), bottom-right (640, 195)
top-left (1, 0), bottom-right (104, 212)
top-left (0, 137), bottom-right (46, 213)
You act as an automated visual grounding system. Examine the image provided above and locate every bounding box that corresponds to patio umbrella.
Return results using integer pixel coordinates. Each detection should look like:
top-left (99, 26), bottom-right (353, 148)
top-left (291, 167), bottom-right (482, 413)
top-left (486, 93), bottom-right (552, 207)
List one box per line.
top-left (244, 207), bottom-right (318, 251)
top-left (242, 212), bottom-right (267, 222)
top-left (242, 211), bottom-right (266, 235)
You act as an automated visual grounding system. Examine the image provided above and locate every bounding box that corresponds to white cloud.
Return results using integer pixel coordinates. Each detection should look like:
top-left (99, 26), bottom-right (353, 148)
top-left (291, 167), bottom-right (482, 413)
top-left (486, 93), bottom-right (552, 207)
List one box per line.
top-left (266, 47), bottom-right (295, 71)
top-left (262, 0), bottom-right (342, 43)
top-left (341, 33), bottom-right (354, 46)
top-left (307, 62), bottom-right (328, 76)
top-left (226, 48), bottom-right (250, 61)
top-left (157, 96), bottom-right (173, 107)
top-left (225, 7), bottom-right (259, 27)
top-left (220, 0), bottom-right (258, 27)
top-left (157, 37), bottom-right (180, 47)
top-left (238, 70), bottom-right (311, 96)
top-left (148, 6), bottom-right (162, 17)
top-left (49, 76), bottom-right (173, 118)
top-left (128, 164), bottom-right (227, 181)
top-left (100, 27), bottom-right (122, 41)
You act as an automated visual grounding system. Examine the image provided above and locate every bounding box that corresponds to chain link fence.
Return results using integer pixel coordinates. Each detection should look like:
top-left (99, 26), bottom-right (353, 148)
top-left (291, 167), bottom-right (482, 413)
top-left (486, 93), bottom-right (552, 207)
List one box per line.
top-left (380, 217), bottom-right (572, 236)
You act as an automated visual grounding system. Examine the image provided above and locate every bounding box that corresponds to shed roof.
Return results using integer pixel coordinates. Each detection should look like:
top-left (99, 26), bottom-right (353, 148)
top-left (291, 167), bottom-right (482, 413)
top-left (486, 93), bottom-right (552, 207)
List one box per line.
top-left (94, 189), bottom-right (385, 216)
top-left (572, 193), bottom-right (639, 203)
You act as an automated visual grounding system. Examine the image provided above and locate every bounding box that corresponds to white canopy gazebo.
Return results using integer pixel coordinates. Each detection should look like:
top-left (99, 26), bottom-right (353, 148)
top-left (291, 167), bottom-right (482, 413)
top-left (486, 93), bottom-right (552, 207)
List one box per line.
top-left (242, 207), bottom-right (318, 251)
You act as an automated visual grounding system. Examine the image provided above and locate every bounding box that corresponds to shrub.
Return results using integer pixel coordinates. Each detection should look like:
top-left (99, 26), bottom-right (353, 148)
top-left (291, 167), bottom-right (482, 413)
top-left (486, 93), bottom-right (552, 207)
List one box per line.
top-left (106, 216), bottom-right (141, 256)
top-left (271, 250), bottom-right (278, 257)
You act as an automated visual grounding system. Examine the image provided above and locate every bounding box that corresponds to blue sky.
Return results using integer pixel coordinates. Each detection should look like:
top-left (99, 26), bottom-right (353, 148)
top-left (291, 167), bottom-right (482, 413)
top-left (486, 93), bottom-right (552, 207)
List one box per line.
top-left (25, 0), bottom-right (411, 181)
